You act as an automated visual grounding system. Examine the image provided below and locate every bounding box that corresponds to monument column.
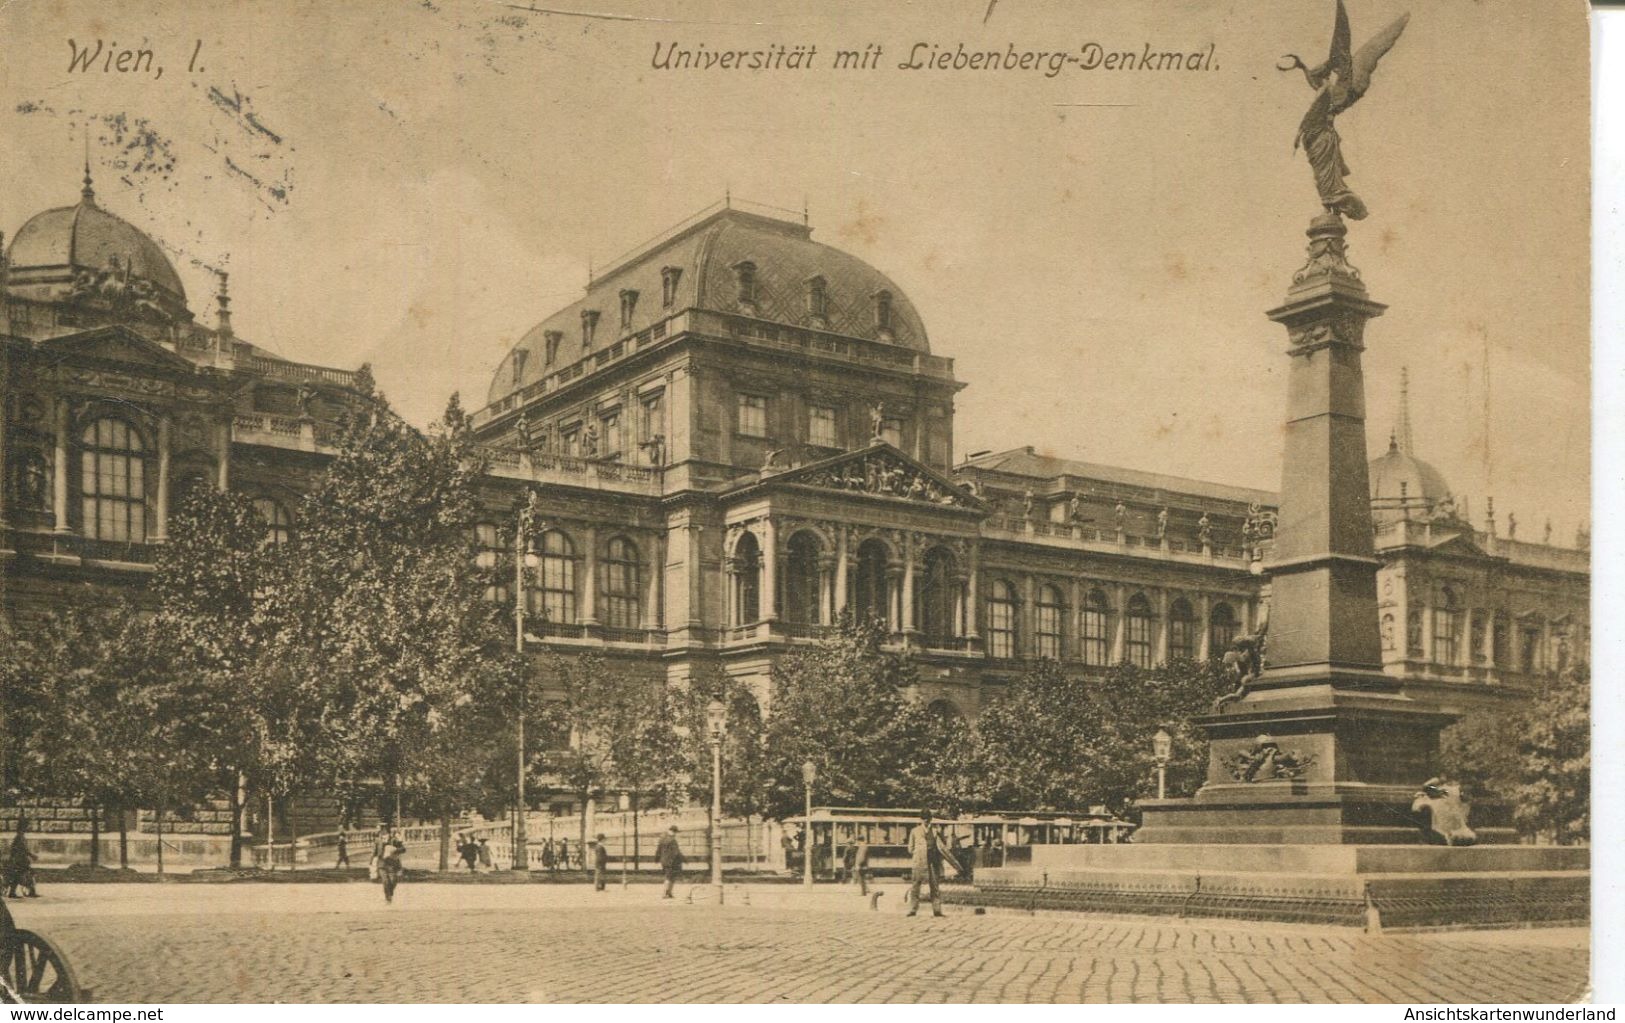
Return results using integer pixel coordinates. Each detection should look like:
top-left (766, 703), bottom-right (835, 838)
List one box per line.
top-left (1136, 212), bottom-right (1459, 846)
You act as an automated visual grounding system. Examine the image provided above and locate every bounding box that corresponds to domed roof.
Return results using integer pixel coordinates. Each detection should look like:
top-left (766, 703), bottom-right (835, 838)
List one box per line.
top-left (488, 205), bottom-right (928, 406)
top-left (1369, 435), bottom-right (1452, 523)
top-left (6, 181), bottom-right (187, 307)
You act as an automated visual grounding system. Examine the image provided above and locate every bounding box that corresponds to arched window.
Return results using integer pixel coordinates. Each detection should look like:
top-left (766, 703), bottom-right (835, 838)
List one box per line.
top-left (602, 537), bottom-right (641, 629)
top-left (1380, 612), bottom-right (1396, 651)
top-left (1209, 602), bottom-right (1238, 654)
top-left (80, 418), bottom-right (146, 542)
top-left (987, 580), bottom-right (1018, 659)
top-left (782, 531), bottom-right (822, 625)
top-left (1519, 617), bottom-right (1542, 673)
top-left (472, 522), bottom-right (508, 603)
top-left (1432, 586), bottom-right (1460, 665)
top-left (733, 531), bottom-right (761, 625)
top-left (1081, 588), bottom-right (1110, 666)
top-left (1168, 598), bottom-right (1196, 661)
top-left (917, 547), bottom-right (958, 646)
top-left (1035, 583), bottom-right (1065, 660)
top-left (535, 530), bottom-right (576, 624)
top-left (1125, 593), bottom-right (1153, 668)
top-left (252, 498), bottom-right (294, 548)
top-left (852, 538), bottom-right (890, 627)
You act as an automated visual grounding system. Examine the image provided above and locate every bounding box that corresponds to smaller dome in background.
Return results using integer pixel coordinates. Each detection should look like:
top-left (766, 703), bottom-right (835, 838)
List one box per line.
top-left (1369, 434), bottom-right (1453, 525)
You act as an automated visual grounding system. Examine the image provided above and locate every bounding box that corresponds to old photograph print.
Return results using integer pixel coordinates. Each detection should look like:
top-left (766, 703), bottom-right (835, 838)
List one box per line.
top-left (0, 0), bottom-right (1593, 1005)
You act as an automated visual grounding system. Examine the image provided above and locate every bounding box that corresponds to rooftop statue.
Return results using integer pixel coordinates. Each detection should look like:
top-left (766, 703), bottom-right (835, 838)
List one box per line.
top-left (1279, 0), bottom-right (1409, 220)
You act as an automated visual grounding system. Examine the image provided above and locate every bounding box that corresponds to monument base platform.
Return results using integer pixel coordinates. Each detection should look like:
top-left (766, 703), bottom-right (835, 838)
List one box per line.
top-left (960, 844), bottom-right (1588, 931)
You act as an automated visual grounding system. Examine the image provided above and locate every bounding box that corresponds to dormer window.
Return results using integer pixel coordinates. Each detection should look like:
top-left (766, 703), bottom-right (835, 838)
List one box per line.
top-left (543, 330), bottom-right (563, 366)
top-left (581, 309), bottom-right (600, 349)
top-left (512, 348), bottom-right (529, 384)
top-left (661, 266), bottom-right (682, 308)
top-left (733, 261), bottom-right (758, 308)
top-left (805, 275), bottom-right (828, 324)
top-left (619, 289), bottom-right (639, 332)
top-left (873, 289), bottom-right (894, 338)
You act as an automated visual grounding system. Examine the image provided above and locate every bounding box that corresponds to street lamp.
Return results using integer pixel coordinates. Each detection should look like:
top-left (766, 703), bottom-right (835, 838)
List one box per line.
top-left (706, 698), bottom-right (727, 898)
top-left (512, 490), bottom-right (543, 871)
top-left (1152, 727), bottom-right (1173, 800)
top-left (801, 759), bottom-right (817, 888)
top-left (618, 791), bottom-right (631, 889)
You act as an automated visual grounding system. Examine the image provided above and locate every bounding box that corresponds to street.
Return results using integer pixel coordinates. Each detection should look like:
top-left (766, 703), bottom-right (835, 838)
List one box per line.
top-left (16, 882), bottom-right (1590, 1003)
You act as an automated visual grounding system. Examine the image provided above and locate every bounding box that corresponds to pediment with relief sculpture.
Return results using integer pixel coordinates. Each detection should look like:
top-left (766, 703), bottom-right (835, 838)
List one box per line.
top-left (758, 442), bottom-right (983, 510)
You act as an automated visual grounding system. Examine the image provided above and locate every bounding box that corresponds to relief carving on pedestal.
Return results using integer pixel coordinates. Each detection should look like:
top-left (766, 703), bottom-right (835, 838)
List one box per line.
top-left (1228, 734), bottom-right (1316, 782)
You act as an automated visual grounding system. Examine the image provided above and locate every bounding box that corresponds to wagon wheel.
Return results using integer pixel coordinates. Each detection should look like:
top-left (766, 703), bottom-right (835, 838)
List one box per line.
top-left (0, 930), bottom-right (82, 1003)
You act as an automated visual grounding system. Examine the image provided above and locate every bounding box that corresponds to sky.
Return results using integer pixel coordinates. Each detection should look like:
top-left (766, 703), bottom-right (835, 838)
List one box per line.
top-left (0, 0), bottom-right (1591, 539)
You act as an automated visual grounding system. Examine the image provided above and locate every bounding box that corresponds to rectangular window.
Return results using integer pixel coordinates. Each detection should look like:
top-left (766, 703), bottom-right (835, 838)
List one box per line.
top-left (1520, 628), bottom-right (1540, 673)
top-left (1407, 609), bottom-right (1424, 657)
top-left (1036, 606), bottom-right (1063, 660)
top-left (600, 412), bottom-right (621, 458)
top-left (738, 394), bottom-right (768, 437)
top-left (808, 405), bottom-right (837, 448)
top-left (562, 428), bottom-right (581, 457)
top-left (1470, 614), bottom-right (1487, 663)
top-left (1125, 616), bottom-right (1152, 669)
top-left (1432, 608), bottom-right (1458, 665)
top-left (1081, 608), bottom-right (1109, 667)
top-left (544, 331), bottom-right (562, 366)
top-left (880, 418), bottom-right (903, 448)
top-left (1169, 618), bottom-right (1195, 660)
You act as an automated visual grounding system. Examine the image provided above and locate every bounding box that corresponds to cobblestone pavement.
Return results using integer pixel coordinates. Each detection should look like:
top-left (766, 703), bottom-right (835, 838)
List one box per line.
top-left (17, 883), bottom-right (1590, 1003)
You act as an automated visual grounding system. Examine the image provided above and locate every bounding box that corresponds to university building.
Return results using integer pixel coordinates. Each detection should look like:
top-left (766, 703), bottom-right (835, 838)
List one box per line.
top-left (0, 181), bottom-right (1589, 823)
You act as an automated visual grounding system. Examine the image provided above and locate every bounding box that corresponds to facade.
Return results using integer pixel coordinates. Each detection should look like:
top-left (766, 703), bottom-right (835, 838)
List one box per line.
top-left (1, 185), bottom-right (1589, 797)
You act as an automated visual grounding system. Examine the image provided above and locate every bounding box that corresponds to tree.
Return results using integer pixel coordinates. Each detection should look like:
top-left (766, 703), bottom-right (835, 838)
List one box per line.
top-left (1442, 663), bottom-right (1590, 844)
top-left (758, 616), bottom-right (933, 820)
top-left (970, 657), bottom-right (1227, 816)
top-left (149, 485), bottom-right (274, 866)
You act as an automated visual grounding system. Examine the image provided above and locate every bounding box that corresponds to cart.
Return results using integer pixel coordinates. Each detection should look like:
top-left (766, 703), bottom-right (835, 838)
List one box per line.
top-left (0, 897), bottom-right (81, 1002)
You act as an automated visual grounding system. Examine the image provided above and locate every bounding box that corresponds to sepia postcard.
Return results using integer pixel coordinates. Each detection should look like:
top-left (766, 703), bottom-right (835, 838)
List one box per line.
top-left (0, 0), bottom-right (1597, 1007)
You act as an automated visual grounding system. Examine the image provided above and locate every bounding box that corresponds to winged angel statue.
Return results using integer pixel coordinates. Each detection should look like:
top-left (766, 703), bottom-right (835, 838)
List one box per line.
top-left (1279, 1), bottom-right (1409, 220)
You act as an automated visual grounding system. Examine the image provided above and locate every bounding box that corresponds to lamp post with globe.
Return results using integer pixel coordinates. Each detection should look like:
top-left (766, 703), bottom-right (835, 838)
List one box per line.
top-left (706, 698), bottom-right (728, 897)
top-left (801, 759), bottom-right (818, 888)
top-left (511, 490), bottom-right (543, 871)
top-left (1152, 727), bottom-right (1173, 801)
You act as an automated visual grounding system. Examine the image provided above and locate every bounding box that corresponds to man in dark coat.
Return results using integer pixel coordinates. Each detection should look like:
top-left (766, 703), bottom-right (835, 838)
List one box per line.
top-left (6, 820), bottom-right (37, 899)
top-left (374, 824), bottom-right (406, 904)
top-left (591, 833), bottom-right (609, 891)
top-left (906, 810), bottom-right (951, 918)
top-left (655, 825), bottom-right (685, 899)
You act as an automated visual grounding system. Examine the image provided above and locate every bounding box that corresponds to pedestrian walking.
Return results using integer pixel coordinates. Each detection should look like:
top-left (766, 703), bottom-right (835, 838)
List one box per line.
top-left (374, 823), bottom-right (406, 905)
top-left (6, 819), bottom-right (37, 899)
top-left (655, 825), bottom-right (685, 899)
top-left (477, 837), bottom-right (493, 869)
top-left (780, 829), bottom-right (796, 876)
top-left (558, 838), bottom-right (571, 871)
top-left (334, 828), bottom-right (351, 870)
top-left (851, 833), bottom-right (870, 896)
top-left (906, 810), bottom-right (950, 918)
top-left (540, 839), bottom-right (556, 872)
top-left (591, 833), bottom-right (609, 891)
top-left (459, 833), bottom-right (479, 873)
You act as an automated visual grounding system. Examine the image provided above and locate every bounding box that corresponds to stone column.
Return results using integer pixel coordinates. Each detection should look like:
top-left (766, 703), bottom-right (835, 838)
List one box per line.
top-left (581, 526), bottom-right (599, 625)
top-left (965, 543), bottom-right (980, 639)
top-left (645, 532), bottom-right (664, 632)
top-left (833, 527), bottom-right (849, 616)
top-left (1019, 574), bottom-right (1035, 658)
top-left (53, 398), bottom-right (70, 533)
top-left (1481, 607), bottom-right (1497, 666)
top-left (900, 534), bottom-right (916, 634)
top-left (1197, 592), bottom-right (1212, 661)
top-left (1110, 582), bottom-right (1126, 664)
top-left (688, 523), bottom-right (705, 629)
top-left (1154, 589), bottom-right (1170, 666)
top-left (216, 419), bottom-right (231, 490)
top-left (816, 555), bottom-right (835, 625)
top-left (153, 415), bottom-right (172, 542)
top-left (760, 519), bottom-right (778, 621)
top-left (885, 565), bottom-right (902, 633)
top-left (954, 573), bottom-right (970, 640)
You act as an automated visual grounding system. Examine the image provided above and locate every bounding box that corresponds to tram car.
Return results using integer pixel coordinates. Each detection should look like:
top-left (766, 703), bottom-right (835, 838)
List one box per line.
top-left (787, 806), bottom-right (1134, 880)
